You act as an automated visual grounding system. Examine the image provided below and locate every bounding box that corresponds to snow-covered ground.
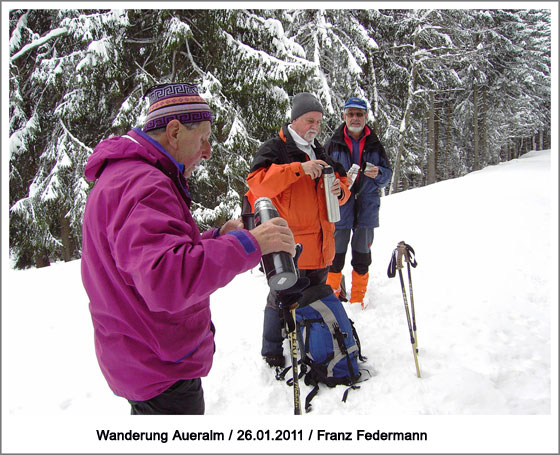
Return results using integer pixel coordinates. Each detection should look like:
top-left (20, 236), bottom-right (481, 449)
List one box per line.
top-left (2, 150), bottom-right (557, 453)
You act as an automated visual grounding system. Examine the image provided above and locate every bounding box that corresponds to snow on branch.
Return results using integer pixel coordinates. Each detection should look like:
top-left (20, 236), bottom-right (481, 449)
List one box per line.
top-left (59, 120), bottom-right (93, 154)
top-left (222, 30), bottom-right (312, 73)
top-left (10, 27), bottom-right (67, 63)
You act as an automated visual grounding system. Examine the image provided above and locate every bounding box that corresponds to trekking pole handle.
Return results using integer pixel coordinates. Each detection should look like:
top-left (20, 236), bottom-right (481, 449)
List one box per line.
top-left (396, 241), bottom-right (406, 269)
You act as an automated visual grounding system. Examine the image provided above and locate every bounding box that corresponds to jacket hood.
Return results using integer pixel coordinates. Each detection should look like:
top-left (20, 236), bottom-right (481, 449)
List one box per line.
top-left (85, 132), bottom-right (164, 182)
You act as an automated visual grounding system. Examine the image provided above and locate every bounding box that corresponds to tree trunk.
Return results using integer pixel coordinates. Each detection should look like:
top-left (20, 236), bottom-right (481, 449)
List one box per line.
top-left (473, 84), bottom-right (479, 171)
top-left (367, 53), bottom-right (380, 133)
top-left (390, 45), bottom-right (418, 194)
top-left (426, 91), bottom-right (436, 184)
top-left (532, 134), bottom-right (537, 151)
top-left (60, 209), bottom-right (72, 262)
top-left (482, 86), bottom-right (487, 165)
top-left (35, 248), bottom-right (50, 268)
top-left (445, 99), bottom-right (451, 179)
top-left (434, 96), bottom-right (439, 178)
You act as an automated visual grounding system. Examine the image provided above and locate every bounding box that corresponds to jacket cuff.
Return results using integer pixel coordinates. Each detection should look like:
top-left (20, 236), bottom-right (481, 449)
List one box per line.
top-left (225, 229), bottom-right (259, 255)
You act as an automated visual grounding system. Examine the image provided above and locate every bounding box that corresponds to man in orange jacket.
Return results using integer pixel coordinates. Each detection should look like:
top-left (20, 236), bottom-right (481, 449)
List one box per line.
top-left (246, 93), bottom-right (350, 367)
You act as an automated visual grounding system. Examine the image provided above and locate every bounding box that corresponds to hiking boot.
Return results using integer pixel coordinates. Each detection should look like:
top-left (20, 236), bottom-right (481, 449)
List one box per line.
top-left (264, 355), bottom-right (285, 368)
top-left (350, 271), bottom-right (369, 305)
top-left (326, 271), bottom-right (342, 297)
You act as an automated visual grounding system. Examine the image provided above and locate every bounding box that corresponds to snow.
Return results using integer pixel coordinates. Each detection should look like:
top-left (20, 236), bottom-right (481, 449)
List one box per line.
top-left (8, 129), bottom-right (23, 155)
top-left (2, 150), bottom-right (557, 453)
top-left (9, 27), bottom-right (67, 63)
top-left (163, 17), bottom-right (191, 48)
top-left (77, 39), bottom-right (113, 71)
top-left (222, 31), bottom-right (298, 82)
top-left (9, 114), bottom-right (39, 157)
top-left (224, 116), bottom-right (245, 147)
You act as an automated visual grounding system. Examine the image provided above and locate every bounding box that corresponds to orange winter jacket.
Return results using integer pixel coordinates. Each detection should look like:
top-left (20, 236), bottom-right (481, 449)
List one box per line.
top-left (246, 125), bottom-right (349, 270)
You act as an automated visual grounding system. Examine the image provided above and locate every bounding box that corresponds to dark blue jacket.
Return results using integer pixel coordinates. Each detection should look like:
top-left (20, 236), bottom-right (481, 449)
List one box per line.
top-left (325, 124), bottom-right (392, 229)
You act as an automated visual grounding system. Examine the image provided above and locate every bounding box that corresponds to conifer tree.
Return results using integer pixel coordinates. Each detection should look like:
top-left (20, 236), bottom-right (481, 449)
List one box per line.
top-left (8, 8), bottom-right (552, 269)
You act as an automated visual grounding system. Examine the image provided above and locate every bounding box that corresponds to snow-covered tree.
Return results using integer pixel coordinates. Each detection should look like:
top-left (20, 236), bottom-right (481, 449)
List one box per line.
top-left (8, 8), bottom-right (551, 269)
top-left (10, 9), bottom-right (130, 267)
top-left (8, 9), bottom-right (316, 266)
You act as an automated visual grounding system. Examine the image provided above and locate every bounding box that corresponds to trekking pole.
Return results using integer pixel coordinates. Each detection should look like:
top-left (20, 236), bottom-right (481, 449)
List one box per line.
top-left (403, 243), bottom-right (418, 351)
top-left (286, 308), bottom-right (302, 415)
top-left (388, 241), bottom-right (420, 378)
top-left (277, 244), bottom-right (308, 415)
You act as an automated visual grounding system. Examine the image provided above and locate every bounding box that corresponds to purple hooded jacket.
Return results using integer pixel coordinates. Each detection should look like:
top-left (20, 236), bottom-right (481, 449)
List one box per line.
top-left (81, 128), bottom-right (262, 401)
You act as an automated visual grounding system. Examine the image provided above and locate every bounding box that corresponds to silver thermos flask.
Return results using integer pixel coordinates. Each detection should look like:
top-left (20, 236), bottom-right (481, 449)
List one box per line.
top-left (253, 197), bottom-right (299, 291)
top-left (322, 166), bottom-right (341, 223)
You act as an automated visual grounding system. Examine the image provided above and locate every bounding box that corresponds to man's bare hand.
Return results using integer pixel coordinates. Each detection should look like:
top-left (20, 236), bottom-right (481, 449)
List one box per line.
top-left (251, 217), bottom-right (296, 256)
top-left (219, 218), bottom-right (243, 236)
top-left (363, 165), bottom-right (379, 179)
top-left (330, 178), bottom-right (341, 197)
top-left (300, 160), bottom-right (328, 179)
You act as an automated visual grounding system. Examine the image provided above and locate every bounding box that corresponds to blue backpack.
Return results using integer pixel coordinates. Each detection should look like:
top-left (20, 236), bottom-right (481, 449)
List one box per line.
top-left (294, 284), bottom-right (367, 410)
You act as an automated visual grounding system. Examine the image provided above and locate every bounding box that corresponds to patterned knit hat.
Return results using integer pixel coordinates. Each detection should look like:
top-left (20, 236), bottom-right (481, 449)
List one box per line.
top-left (142, 83), bottom-right (213, 132)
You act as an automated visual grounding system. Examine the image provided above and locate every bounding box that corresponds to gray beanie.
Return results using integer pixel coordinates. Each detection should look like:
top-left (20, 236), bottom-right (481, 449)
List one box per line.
top-left (291, 92), bottom-right (323, 121)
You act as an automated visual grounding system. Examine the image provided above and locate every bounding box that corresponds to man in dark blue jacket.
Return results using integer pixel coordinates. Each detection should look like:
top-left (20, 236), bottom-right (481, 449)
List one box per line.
top-left (325, 97), bottom-right (392, 308)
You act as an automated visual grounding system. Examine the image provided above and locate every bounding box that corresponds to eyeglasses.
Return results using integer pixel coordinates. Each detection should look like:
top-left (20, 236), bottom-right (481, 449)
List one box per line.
top-left (345, 112), bottom-right (365, 118)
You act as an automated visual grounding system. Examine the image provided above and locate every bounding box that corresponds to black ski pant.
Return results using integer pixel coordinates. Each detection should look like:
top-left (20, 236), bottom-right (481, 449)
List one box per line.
top-left (128, 378), bottom-right (205, 415)
top-left (329, 227), bottom-right (373, 275)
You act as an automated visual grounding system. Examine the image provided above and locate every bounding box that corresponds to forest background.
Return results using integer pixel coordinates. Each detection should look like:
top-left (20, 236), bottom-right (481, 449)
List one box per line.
top-left (7, 7), bottom-right (552, 269)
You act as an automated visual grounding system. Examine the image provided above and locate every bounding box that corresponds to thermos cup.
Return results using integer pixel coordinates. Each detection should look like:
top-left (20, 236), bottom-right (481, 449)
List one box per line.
top-left (346, 163), bottom-right (360, 190)
top-left (253, 197), bottom-right (298, 291)
top-left (322, 166), bottom-right (341, 223)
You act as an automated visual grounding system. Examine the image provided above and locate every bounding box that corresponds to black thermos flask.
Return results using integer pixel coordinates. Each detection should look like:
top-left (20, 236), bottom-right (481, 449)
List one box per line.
top-left (253, 197), bottom-right (298, 291)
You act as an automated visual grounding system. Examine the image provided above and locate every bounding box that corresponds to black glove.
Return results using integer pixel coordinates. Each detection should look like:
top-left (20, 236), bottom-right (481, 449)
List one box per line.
top-left (277, 276), bottom-right (310, 310)
top-left (278, 276), bottom-right (310, 333)
top-left (277, 243), bottom-right (309, 335)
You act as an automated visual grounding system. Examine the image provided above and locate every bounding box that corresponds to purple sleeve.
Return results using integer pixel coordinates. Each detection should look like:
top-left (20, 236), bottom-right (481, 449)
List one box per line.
top-left (201, 228), bottom-right (220, 239)
top-left (109, 177), bottom-right (261, 314)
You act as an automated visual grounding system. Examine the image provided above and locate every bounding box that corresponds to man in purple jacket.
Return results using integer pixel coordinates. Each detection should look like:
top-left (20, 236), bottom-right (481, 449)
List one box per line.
top-left (81, 83), bottom-right (295, 414)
